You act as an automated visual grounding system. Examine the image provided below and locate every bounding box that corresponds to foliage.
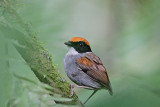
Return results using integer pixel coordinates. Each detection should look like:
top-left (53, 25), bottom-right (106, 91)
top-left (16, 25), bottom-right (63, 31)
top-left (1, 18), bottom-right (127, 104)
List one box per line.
top-left (0, 0), bottom-right (160, 107)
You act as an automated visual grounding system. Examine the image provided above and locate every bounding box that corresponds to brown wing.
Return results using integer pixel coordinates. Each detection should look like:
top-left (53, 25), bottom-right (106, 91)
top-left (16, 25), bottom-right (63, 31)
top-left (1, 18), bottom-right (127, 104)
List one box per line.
top-left (77, 53), bottom-right (110, 87)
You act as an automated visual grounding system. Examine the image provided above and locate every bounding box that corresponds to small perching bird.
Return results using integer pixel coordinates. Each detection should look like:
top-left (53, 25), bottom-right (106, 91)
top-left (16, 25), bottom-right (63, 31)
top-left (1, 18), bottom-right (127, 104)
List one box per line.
top-left (64, 37), bottom-right (113, 104)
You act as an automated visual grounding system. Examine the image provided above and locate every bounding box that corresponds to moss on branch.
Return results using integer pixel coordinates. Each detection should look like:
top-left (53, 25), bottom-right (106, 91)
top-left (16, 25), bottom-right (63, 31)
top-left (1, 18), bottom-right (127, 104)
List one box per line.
top-left (0, 1), bottom-right (83, 106)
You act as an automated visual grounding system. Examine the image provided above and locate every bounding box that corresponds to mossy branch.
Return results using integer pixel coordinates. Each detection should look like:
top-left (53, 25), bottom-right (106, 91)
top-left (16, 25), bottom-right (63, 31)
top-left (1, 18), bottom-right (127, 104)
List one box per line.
top-left (0, 1), bottom-right (83, 106)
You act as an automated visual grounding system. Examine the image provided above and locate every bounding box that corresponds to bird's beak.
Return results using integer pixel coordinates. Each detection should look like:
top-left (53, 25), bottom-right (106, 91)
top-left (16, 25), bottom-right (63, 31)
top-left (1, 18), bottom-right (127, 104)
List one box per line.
top-left (64, 41), bottom-right (72, 46)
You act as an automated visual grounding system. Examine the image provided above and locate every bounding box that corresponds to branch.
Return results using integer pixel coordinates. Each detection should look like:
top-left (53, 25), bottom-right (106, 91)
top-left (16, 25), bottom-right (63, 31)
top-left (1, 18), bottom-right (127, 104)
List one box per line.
top-left (0, 1), bottom-right (83, 106)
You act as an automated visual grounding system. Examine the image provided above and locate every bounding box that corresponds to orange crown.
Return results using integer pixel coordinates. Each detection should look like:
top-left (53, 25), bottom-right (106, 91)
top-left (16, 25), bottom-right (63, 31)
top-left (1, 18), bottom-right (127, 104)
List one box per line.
top-left (69, 37), bottom-right (90, 47)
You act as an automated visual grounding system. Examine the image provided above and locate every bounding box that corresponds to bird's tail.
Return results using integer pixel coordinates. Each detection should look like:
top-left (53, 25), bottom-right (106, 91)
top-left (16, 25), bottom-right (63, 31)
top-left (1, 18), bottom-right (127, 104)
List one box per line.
top-left (108, 82), bottom-right (113, 96)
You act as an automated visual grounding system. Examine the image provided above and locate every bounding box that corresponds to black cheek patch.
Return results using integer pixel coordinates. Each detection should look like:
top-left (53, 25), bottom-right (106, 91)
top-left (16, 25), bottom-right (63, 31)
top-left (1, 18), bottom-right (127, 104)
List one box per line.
top-left (70, 41), bottom-right (92, 53)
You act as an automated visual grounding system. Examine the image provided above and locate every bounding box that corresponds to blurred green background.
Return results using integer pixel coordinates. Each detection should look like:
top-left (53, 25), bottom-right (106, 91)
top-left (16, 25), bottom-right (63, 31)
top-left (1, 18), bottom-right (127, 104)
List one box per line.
top-left (0, 0), bottom-right (160, 107)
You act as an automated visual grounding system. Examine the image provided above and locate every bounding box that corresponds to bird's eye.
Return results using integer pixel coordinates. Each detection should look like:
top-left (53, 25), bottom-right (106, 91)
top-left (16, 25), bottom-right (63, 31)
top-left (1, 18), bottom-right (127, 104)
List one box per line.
top-left (80, 43), bottom-right (83, 46)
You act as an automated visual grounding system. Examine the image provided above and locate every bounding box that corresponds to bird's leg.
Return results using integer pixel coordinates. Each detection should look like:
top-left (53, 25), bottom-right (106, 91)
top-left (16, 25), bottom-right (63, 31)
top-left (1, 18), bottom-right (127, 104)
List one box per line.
top-left (84, 90), bottom-right (98, 104)
top-left (70, 85), bottom-right (94, 96)
top-left (70, 84), bottom-right (74, 96)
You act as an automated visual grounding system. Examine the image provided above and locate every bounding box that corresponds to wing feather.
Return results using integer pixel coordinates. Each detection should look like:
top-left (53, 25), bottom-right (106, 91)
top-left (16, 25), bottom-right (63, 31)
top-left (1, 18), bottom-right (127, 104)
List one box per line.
top-left (77, 53), bottom-right (110, 87)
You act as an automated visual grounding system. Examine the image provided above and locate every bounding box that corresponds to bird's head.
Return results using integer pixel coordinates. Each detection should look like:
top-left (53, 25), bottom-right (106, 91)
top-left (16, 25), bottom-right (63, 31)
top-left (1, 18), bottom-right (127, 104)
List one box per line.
top-left (64, 37), bottom-right (92, 53)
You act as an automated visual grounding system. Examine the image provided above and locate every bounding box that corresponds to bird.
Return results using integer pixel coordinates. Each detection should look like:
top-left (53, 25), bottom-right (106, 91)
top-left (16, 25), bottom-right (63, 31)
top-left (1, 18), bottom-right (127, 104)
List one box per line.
top-left (63, 37), bottom-right (113, 104)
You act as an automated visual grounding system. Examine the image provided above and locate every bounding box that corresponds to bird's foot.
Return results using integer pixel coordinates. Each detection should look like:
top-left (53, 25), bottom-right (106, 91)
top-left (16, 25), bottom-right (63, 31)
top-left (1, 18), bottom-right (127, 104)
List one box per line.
top-left (70, 84), bottom-right (75, 96)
